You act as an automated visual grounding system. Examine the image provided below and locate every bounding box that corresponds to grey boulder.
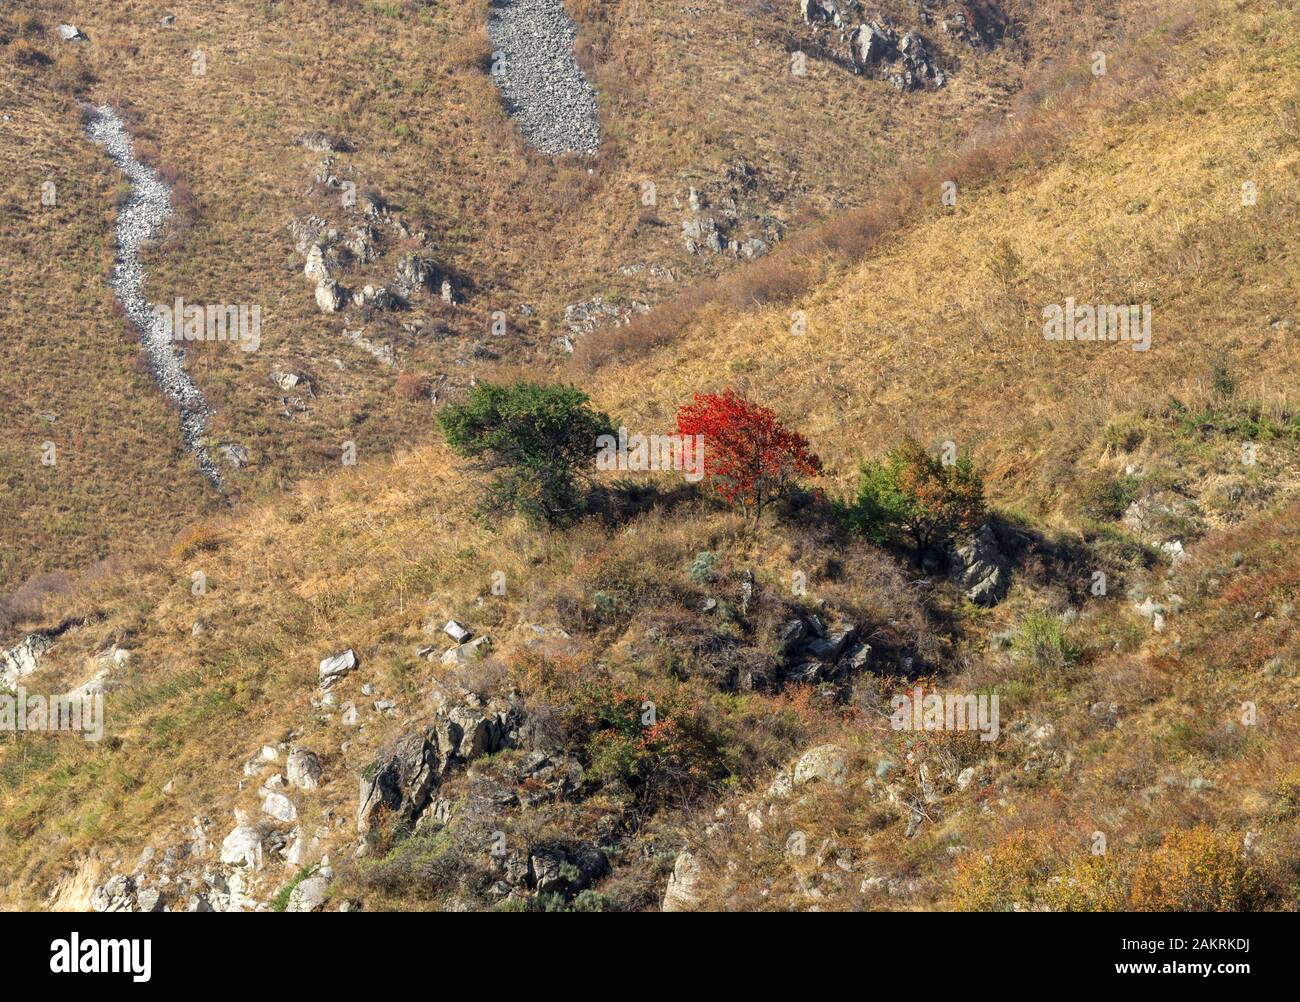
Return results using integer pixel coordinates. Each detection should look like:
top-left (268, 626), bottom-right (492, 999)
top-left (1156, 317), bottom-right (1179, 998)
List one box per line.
top-left (948, 524), bottom-right (1010, 606)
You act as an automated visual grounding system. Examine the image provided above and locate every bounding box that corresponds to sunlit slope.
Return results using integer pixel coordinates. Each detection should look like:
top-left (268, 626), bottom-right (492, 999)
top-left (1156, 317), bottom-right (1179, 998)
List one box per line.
top-left (592, 1), bottom-right (1298, 515)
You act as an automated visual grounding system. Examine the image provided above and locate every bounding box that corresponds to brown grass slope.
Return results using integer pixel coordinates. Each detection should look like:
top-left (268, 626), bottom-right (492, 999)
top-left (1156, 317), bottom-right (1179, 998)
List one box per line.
top-left (0, 0), bottom-right (1297, 910)
top-left (588, 0), bottom-right (1299, 523)
top-left (1, 0), bottom-right (1155, 585)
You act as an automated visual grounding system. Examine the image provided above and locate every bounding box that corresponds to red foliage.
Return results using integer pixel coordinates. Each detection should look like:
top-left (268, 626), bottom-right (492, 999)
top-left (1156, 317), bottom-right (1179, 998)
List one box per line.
top-left (675, 389), bottom-right (822, 518)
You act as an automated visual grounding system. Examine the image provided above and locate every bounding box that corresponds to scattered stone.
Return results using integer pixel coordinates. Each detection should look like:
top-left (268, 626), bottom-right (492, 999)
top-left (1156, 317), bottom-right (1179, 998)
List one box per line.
top-left (486, 0), bottom-right (601, 156)
top-left (297, 131), bottom-right (350, 154)
top-left (90, 875), bottom-right (135, 912)
top-left (136, 886), bottom-right (164, 912)
top-left (218, 442), bottom-right (249, 469)
top-left (1133, 597), bottom-right (1166, 632)
top-left (86, 107), bottom-right (221, 486)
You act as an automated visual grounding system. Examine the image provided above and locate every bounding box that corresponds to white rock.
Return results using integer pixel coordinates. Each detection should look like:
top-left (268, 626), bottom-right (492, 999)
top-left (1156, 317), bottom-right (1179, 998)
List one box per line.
top-left (441, 636), bottom-right (491, 666)
top-left (792, 745), bottom-right (849, 787)
top-left (444, 620), bottom-right (473, 643)
top-left (286, 750), bottom-right (322, 790)
top-left (661, 851), bottom-right (704, 912)
top-left (1, 633), bottom-right (52, 689)
top-left (220, 826), bottom-right (264, 867)
top-left (286, 875), bottom-right (329, 912)
top-left (262, 792), bottom-right (297, 823)
top-left (315, 279), bottom-right (345, 313)
top-left (319, 649), bottom-right (356, 688)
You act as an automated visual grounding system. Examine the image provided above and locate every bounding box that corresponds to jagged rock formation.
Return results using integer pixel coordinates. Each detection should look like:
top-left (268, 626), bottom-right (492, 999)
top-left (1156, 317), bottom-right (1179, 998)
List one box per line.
top-left (1, 632), bottom-right (52, 689)
top-left (934, 1), bottom-right (1009, 47)
top-left (679, 159), bottom-right (785, 258)
top-left (356, 694), bottom-right (521, 832)
top-left (848, 19), bottom-right (944, 90)
top-left (947, 523), bottom-right (1011, 606)
top-left (287, 147), bottom-right (458, 369)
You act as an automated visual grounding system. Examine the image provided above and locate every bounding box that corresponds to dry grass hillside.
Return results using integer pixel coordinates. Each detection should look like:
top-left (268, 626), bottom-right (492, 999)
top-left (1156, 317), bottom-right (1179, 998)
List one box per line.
top-left (590, 0), bottom-right (1299, 521)
top-left (0, 0), bottom-right (1296, 912)
top-left (2, 0), bottom-right (1157, 587)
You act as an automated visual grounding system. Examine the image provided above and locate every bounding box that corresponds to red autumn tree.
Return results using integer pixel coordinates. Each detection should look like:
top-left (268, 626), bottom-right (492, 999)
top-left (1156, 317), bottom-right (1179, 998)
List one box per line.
top-left (675, 389), bottom-right (822, 520)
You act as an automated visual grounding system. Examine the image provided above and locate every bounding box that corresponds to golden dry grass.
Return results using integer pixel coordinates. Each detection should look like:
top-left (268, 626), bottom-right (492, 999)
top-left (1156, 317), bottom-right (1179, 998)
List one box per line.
top-left (588, 0), bottom-right (1300, 525)
top-left (1, 0), bottom-right (1298, 911)
top-left (1, 0), bottom-right (1158, 586)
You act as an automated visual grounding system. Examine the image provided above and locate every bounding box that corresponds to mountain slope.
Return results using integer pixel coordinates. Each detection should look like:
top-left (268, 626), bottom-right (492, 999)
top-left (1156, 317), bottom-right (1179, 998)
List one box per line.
top-left (1, 0), bottom-right (1298, 912)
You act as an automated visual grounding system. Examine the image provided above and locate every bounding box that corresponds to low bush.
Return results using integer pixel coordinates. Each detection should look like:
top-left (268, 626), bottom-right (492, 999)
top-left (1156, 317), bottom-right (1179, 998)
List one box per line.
top-left (438, 381), bottom-right (614, 527)
top-left (844, 437), bottom-right (985, 555)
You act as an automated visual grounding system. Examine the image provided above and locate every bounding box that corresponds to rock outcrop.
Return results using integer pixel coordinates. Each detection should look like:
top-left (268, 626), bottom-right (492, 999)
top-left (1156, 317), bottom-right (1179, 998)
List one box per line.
top-left (357, 695), bottom-right (519, 832)
top-left (1, 632), bottom-right (52, 689)
top-left (775, 614), bottom-right (870, 686)
top-left (661, 850), bottom-right (705, 911)
top-left (793, 2), bottom-right (984, 90)
top-left (947, 523), bottom-right (1010, 606)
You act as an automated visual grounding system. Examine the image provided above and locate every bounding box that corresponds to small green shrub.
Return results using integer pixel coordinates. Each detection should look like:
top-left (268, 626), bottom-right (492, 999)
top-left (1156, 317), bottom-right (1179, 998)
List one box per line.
top-left (844, 437), bottom-right (986, 554)
top-left (688, 551), bottom-right (720, 584)
top-left (1011, 610), bottom-right (1080, 674)
top-left (271, 866), bottom-right (316, 912)
top-left (1084, 474), bottom-right (1142, 521)
top-left (438, 381), bottom-right (615, 526)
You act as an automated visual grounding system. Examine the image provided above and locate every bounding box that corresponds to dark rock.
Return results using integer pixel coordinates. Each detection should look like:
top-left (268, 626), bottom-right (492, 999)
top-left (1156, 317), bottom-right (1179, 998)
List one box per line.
top-left (804, 622), bottom-right (859, 663)
top-left (948, 523), bottom-right (1011, 606)
top-left (357, 727), bottom-right (440, 832)
top-left (528, 841), bottom-right (609, 897)
top-left (778, 618), bottom-right (808, 654)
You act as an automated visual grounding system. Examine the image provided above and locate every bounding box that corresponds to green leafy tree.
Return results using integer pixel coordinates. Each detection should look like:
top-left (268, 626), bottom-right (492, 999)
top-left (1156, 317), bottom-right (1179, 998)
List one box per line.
top-left (846, 437), bottom-right (986, 554)
top-left (438, 381), bottom-right (614, 526)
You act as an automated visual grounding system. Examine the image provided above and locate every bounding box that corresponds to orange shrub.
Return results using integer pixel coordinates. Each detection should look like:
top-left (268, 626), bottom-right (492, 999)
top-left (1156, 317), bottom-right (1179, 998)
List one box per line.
top-left (170, 523), bottom-right (223, 562)
top-left (395, 372), bottom-right (432, 402)
top-left (1129, 827), bottom-right (1267, 912)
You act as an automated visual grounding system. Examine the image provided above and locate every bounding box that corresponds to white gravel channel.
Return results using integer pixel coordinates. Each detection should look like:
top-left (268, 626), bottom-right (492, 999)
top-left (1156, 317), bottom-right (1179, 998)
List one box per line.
top-left (487, 0), bottom-right (601, 157)
top-left (86, 105), bottom-right (222, 488)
